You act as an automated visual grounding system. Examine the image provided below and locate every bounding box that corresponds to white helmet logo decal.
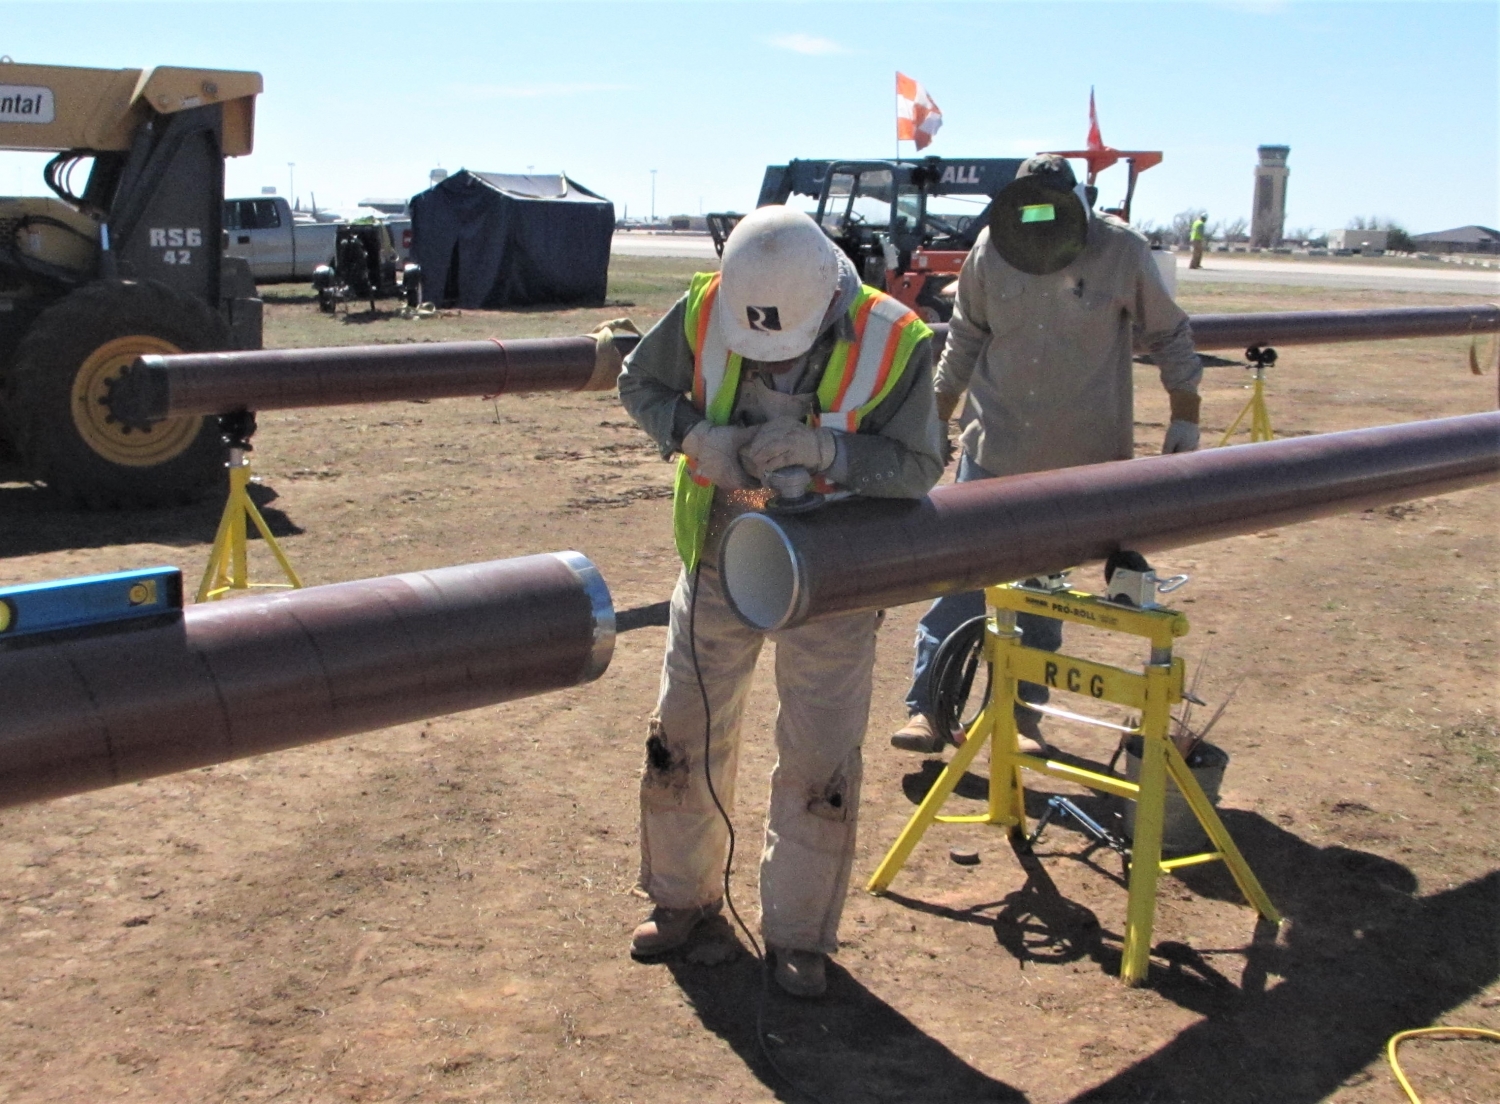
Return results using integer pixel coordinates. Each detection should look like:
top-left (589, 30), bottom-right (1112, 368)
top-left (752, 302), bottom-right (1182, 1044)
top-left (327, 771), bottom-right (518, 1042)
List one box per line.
top-left (745, 306), bottom-right (782, 332)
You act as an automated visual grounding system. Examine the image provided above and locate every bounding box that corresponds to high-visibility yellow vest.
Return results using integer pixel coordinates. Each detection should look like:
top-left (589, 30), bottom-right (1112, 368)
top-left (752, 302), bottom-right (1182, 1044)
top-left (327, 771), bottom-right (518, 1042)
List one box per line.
top-left (1190, 219), bottom-right (1206, 242)
top-left (672, 271), bottom-right (931, 569)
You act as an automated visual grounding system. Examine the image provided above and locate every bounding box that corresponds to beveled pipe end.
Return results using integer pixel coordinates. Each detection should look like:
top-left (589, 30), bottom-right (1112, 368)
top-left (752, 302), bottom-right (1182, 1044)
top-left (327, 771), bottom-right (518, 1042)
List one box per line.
top-left (554, 551), bottom-right (615, 680)
top-left (720, 512), bottom-right (804, 632)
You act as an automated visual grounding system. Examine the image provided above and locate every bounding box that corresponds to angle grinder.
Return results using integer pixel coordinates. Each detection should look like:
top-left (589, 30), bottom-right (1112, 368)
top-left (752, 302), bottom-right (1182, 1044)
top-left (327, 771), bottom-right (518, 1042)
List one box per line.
top-left (764, 466), bottom-right (824, 514)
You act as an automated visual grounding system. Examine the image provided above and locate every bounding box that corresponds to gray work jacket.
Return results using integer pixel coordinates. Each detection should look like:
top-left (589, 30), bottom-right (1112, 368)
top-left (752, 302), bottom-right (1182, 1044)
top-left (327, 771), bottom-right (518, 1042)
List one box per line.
top-left (619, 290), bottom-right (944, 501)
top-left (937, 216), bottom-right (1203, 476)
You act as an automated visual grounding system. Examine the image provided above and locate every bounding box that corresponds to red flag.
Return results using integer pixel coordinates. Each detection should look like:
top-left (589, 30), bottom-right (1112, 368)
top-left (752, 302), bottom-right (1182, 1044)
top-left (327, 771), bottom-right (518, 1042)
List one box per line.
top-left (1087, 86), bottom-right (1104, 151)
top-left (896, 72), bottom-right (943, 151)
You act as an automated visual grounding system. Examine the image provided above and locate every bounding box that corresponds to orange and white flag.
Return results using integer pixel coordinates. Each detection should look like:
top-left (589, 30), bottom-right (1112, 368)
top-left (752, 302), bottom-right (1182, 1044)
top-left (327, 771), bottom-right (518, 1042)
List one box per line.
top-left (896, 72), bottom-right (942, 150)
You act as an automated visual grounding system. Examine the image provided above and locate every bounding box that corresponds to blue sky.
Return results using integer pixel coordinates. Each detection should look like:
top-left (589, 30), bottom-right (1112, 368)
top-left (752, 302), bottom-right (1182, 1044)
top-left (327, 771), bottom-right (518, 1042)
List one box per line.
top-left (2, 1), bottom-right (1496, 234)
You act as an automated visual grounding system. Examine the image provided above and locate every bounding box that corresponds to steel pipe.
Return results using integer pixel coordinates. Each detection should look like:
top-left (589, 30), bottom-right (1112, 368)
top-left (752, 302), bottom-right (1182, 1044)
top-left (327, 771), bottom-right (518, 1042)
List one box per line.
top-left (110, 334), bottom-right (624, 423)
top-left (0, 552), bottom-right (614, 810)
top-left (110, 306), bottom-right (1498, 424)
top-left (928, 304), bottom-right (1500, 355)
top-left (1183, 304), bottom-right (1500, 351)
top-left (719, 412), bottom-right (1500, 631)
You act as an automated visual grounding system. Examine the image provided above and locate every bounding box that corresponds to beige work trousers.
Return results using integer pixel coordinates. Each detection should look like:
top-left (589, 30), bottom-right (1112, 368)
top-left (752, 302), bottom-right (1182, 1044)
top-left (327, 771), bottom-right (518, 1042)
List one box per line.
top-left (638, 560), bottom-right (880, 954)
top-left (1190, 239), bottom-right (1204, 268)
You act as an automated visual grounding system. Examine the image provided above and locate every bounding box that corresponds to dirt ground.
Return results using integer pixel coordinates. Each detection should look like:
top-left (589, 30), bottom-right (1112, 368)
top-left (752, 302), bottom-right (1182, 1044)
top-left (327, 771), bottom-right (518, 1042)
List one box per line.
top-left (0, 258), bottom-right (1496, 1104)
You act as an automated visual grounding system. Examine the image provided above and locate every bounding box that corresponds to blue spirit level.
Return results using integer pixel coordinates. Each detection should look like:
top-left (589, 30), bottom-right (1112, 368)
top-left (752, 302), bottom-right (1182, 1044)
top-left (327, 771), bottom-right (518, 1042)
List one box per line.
top-left (0, 567), bottom-right (183, 639)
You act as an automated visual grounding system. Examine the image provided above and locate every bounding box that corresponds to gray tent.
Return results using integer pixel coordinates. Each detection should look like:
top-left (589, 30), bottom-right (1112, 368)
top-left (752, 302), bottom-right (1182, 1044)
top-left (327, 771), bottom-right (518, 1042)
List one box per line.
top-left (410, 171), bottom-right (614, 308)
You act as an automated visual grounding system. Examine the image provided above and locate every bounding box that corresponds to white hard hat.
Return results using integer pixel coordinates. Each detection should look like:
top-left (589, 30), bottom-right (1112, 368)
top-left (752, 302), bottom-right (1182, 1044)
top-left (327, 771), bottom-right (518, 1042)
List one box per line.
top-left (718, 206), bottom-right (841, 361)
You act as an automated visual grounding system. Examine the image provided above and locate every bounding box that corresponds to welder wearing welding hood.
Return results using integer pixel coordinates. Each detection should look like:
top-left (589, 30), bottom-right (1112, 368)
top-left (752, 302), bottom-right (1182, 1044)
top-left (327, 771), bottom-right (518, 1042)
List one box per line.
top-left (618, 206), bottom-right (943, 997)
top-left (892, 153), bottom-right (1204, 756)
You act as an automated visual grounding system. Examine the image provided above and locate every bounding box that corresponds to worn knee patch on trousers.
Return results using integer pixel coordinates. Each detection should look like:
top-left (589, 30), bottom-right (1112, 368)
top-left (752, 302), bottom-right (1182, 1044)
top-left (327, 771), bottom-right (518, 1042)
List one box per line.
top-left (642, 718), bottom-right (691, 799)
top-left (806, 766), bottom-right (853, 823)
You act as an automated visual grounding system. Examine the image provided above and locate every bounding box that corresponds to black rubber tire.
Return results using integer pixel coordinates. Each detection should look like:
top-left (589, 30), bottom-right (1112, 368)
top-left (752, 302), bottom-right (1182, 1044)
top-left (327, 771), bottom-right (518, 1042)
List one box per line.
top-left (6, 280), bottom-right (230, 509)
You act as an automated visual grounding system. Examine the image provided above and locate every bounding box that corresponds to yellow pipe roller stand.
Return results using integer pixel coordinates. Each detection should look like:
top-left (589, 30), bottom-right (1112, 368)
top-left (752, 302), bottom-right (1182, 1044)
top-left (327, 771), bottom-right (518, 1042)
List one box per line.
top-left (868, 582), bottom-right (1281, 986)
top-left (1217, 359), bottom-right (1276, 446)
top-left (197, 444), bottom-right (302, 602)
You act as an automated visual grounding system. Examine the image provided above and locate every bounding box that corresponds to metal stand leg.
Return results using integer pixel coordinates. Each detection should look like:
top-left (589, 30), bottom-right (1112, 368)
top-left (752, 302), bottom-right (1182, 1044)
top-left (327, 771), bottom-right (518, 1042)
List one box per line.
top-left (868, 704), bottom-right (1009, 893)
top-left (1249, 374), bottom-right (1274, 441)
top-left (1161, 744), bottom-right (1281, 924)
top-left (197, 420), bottom-right (303, 602)
top-left (1120, 728), bottom-right (1168, 985)
top-left (1217, 355), bottom-right (1276, 446)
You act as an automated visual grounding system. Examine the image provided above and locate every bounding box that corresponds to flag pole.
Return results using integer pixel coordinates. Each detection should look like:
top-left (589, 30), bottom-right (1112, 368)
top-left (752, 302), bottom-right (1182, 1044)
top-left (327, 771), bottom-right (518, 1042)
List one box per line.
top-left (895, 71), bottom-right (901, 165)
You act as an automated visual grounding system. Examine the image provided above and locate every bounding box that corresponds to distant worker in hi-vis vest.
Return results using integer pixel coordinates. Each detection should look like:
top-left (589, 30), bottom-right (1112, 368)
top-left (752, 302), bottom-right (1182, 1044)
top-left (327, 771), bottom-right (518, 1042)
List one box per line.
top-left (1190, 213), bottom-right (1208, 269)
top-left (618, 207), bottom-right (943, 997)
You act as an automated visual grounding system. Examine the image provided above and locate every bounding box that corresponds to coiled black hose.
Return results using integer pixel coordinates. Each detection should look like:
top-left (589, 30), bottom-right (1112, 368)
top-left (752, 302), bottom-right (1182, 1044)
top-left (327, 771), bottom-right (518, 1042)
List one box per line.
top-left (927, 614), bottom-right (992, 741)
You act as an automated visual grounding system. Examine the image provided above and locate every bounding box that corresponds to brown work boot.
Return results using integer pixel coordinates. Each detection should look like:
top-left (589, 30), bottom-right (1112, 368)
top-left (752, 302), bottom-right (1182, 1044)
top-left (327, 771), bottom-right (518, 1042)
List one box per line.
top-left (890, 714), bottom-right (957, 753)
top-left (1015, 708), bottom-right (1054, 757)
top-left (630, 900), bottom-right (722, 959)
top-left (770, 945), bottom-right (827, 998)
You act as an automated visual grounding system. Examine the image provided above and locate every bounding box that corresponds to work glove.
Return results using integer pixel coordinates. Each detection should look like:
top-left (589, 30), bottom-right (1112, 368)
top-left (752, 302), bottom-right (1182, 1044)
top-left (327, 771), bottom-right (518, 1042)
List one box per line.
top-left (1162, 420), bottom-right (1200, 453)
top-left (583, 318), bottom-right (642, 391)
top-left (741, 416), bottom-right (837, 481)
top-left (681, 421), bottom-right (758, 489)
top-left (1162, 390), bottom-right (1201, 453)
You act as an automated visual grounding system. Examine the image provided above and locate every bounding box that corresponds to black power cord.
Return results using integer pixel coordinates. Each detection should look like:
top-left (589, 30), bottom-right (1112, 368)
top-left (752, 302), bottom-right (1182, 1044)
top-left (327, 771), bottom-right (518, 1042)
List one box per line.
top-left (928, 614), bottom-right (992, 741)
top-left (686, 564), bottom-right (828, 1104)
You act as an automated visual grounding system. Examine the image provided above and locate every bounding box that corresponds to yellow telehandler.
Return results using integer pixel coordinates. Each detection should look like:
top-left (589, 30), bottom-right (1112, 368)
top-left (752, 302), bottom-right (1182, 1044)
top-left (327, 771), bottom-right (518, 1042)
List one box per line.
top-left (0, 60), bottom-right (262, 507)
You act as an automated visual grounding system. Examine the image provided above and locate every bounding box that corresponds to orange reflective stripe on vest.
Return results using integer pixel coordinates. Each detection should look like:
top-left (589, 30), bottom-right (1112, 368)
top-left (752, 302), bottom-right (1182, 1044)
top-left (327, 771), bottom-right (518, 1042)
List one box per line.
top-left (816, 289), bottom-right (927, 433)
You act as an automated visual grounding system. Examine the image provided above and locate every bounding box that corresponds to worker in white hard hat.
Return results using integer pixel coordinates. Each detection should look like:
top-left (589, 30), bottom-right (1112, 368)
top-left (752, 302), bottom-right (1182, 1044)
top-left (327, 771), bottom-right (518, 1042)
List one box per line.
top-left (893, 154), bottom-right (1204, 756)
top-left (618, 206), bottom-right (943, 997)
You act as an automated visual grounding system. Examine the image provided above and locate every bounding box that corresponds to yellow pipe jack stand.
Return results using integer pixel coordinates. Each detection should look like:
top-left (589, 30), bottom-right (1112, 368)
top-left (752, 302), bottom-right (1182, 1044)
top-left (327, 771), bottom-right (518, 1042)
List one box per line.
top-left (868, 576), bottom-right (1280, 986)
top-left (1217, 344), bottom-right (1277, 446)
top-left (197, 411), bottom-right (302, 603)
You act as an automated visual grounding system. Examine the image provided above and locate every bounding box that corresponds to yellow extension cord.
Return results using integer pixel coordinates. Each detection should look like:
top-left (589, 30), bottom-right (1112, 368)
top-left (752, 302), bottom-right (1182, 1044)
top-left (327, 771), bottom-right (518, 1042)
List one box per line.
top-left (1385, 1026), bottom-right (1500, 1104)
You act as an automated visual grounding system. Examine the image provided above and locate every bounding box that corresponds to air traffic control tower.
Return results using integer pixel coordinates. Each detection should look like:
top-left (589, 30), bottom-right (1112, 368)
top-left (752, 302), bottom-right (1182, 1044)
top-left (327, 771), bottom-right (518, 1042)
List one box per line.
top-left (1251, 145), bottom-right (1290, 248)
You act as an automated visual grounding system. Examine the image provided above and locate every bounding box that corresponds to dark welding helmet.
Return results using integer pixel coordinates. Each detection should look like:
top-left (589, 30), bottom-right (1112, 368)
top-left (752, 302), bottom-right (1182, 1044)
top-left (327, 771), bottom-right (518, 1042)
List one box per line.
top-left (988, 155), bottom-right (1090, 275)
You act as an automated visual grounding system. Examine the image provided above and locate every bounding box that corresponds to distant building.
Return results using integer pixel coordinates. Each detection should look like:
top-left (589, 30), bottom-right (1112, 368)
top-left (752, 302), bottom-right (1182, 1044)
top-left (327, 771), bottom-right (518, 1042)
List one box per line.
top-left (358, 198), bottom-right (410, 216)
top-left (1328, 229), bottom-right (1388, 254)
top-left (1250, 145), bottom-right (1290, 248)
top-left (1410, 225), bottom-right (1500, 255)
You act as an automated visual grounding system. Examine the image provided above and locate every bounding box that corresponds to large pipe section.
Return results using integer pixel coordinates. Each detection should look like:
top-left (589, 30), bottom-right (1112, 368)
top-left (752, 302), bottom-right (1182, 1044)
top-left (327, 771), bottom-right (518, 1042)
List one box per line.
top-left (1176, 304), bottom-right (1500, 352)
top-left (113, 306), bottom-right (1499, 425)
top-left (927, 304), bottom-right (1500, 354)
top-left (720, 412), bottom-right (1500, 631)
top-left (110, 334), bottom-right (622, 423)
top-left (0, 552), bottom-right (613, 810)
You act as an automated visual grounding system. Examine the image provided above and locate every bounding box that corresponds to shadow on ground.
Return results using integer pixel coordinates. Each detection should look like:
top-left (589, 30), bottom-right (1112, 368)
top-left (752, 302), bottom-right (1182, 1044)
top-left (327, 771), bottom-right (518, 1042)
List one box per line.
top-left (889, 761), bottom-right (1499, 1103)
top-left (663, 934), bottom-right (1027, 1104)
top-left (338, 307), bottom-right (398, 324)
top-left (0, 479), bottom-right (301, 559)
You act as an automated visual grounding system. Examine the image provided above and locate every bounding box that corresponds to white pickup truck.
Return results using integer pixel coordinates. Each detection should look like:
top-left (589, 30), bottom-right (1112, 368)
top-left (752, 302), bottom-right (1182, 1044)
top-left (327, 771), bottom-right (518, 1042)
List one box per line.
top-left (223, 197), bottom-right (339, 282)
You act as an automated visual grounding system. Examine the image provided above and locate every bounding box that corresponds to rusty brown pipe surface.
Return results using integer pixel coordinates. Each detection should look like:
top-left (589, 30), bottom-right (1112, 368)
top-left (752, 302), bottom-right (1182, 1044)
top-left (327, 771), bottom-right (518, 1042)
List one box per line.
top-left (110, 334), bottom-right (620, 423)
top-left (720, 412), bottom-right (1500, 631)
top-left (1180, 304), bottom-right (1500, 351)
top-left (111, 306), bottom-right (1499, 425)
top-left (927, 304), bottom-right (1500, 354)
top-left (0, 552), bottom-right (613, 810)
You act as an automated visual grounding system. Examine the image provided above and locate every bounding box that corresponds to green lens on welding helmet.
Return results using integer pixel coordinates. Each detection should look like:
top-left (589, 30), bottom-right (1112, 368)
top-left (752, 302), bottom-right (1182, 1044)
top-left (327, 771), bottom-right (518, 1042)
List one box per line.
top-left (988, 176), bottom-right (1089, 275)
